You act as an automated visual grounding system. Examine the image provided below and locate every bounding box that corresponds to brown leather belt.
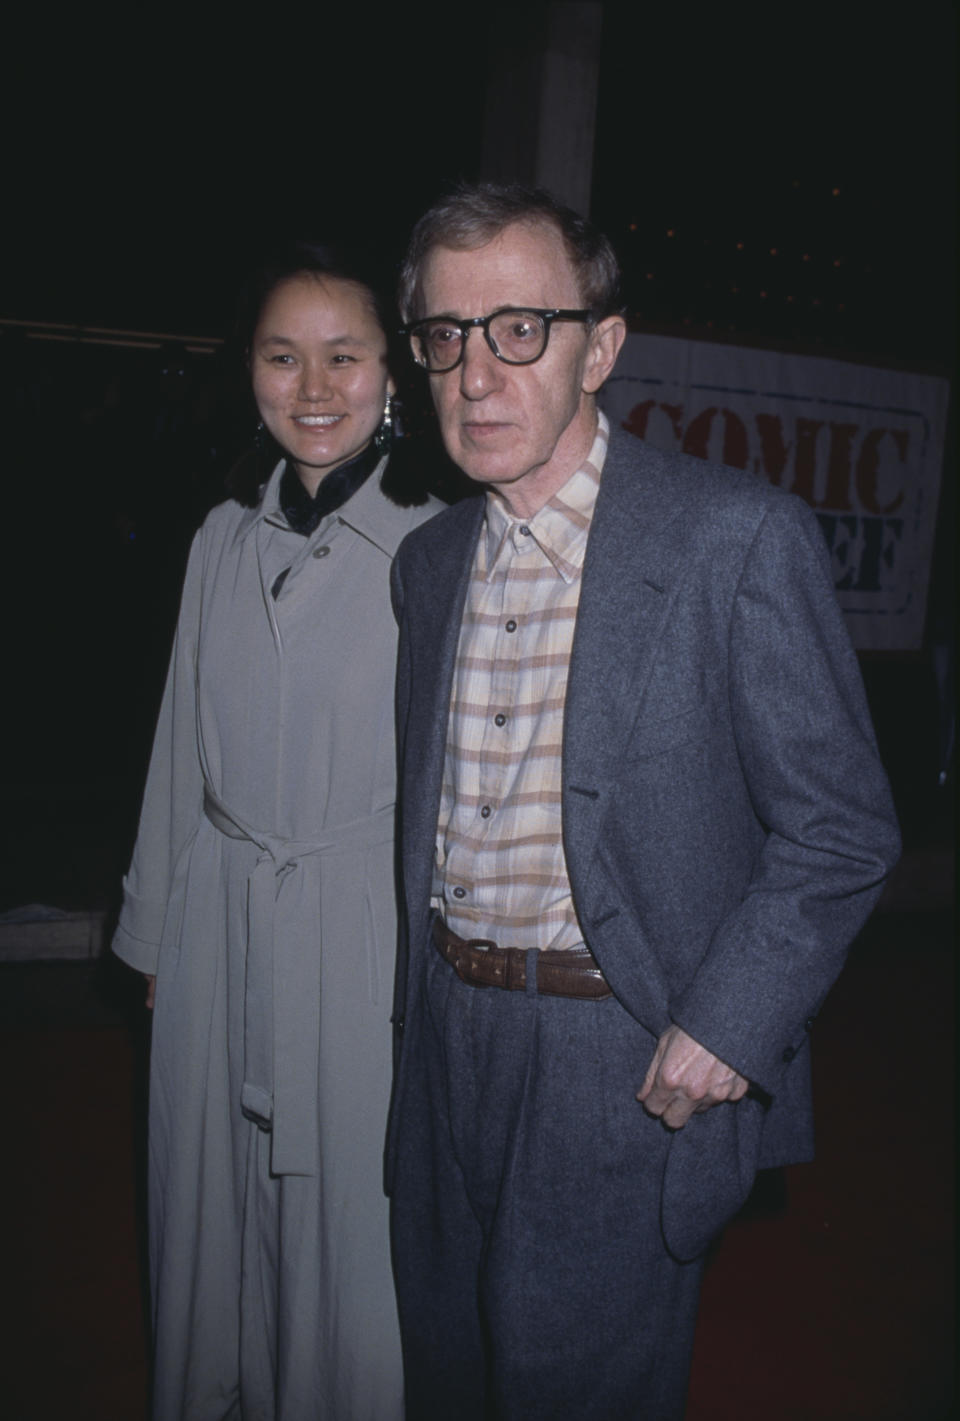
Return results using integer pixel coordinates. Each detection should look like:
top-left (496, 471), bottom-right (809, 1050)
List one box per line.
top-left (432, 918), bottom-right (612, 1000)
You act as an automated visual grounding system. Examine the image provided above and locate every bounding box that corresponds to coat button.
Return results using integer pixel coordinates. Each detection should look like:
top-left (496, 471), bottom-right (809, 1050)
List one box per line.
top-left (782, 1045), bottom-right (796, 1063)
top-left (313, 545), bottom-right (330, 559)
top-left (804, 1017), bottom-right (815, 1032)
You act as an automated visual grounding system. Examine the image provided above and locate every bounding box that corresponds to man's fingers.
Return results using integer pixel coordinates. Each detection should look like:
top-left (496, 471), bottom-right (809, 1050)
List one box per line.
top-left (637, 1025), bottom-right (750, 1130)
top-left (636, 1080), bottom-right (665, 1112)
top-left (637, 1054), bottom-right (662, 1103)
top-left (728, 1075), bottom-right (749, 1103)
top-left (641, 1082), bottom-right (720, 1129)
top-left (659, 1096), bottom-right (698, 1130)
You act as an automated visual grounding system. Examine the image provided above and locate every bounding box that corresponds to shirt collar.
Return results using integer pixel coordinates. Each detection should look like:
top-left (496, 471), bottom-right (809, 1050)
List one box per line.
top-left (480, 410), bottom-right (609, 584)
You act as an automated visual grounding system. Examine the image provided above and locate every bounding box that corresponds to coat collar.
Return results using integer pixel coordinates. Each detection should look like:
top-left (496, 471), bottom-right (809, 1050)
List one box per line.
top-left (232, 455), bottom-right (423, 558)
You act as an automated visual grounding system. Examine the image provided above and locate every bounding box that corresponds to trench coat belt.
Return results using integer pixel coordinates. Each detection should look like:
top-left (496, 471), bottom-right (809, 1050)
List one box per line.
top-left (202, 783), bottom-right (394, 1176)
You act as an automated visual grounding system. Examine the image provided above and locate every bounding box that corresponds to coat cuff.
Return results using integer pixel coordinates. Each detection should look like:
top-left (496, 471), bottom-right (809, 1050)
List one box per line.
top-left (110, 879), bottom-right (165, 975)
top-left (670, 967), bottom-right (822, 1099)
top-left (111, 922), bottom-right (160, 975)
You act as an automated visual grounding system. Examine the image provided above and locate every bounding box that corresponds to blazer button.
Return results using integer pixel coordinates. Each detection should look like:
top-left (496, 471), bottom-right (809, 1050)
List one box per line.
top-left (804, 1017), bottom-right (815, 1032)
top-left (782, 1045), bottom-right (796, 1063)
top-left (313, 545), bottom-right (331, 559)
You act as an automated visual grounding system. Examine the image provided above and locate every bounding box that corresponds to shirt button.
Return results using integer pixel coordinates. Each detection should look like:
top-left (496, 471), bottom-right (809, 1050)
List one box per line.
top-left (453, 886), bottom-right (467, 899)
top-left (480, 805), bottom-right (491, 818)
top-left (518, 525), bottom-right (531, 536)
top-left (313, 545), bottom-right (330, 559)
top-left (505, 619), bottom-right (517, 633)
top-left (494, 713), bottom-right (507, 727)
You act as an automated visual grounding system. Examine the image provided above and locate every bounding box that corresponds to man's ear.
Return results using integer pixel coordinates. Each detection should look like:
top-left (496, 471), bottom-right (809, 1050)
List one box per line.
top-left (582, 315), bottom-right (627, 394)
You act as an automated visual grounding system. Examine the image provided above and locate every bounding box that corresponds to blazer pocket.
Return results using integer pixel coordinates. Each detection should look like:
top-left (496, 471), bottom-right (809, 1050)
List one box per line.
top-left (624, 702), bottom-right (716, 761)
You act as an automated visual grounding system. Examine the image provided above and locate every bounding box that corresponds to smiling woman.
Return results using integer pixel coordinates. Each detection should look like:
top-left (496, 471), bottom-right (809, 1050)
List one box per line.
top-left (111, 241), bottom-right (440, 1421)
top-left (251, 272), bottom-right (395, 495)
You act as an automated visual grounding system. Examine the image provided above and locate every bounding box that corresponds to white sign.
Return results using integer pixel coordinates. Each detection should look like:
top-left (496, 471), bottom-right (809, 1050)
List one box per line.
top-left (601, 333), bottom-right (950, 649)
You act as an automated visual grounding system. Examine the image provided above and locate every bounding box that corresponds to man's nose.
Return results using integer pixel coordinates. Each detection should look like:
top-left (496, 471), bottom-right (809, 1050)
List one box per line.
top-left (458, 327), bottom-right (504, 399)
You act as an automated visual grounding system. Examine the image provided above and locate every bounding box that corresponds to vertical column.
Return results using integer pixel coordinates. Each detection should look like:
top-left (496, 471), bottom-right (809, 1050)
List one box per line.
top-left (480, 2), bottom-right (603, 217)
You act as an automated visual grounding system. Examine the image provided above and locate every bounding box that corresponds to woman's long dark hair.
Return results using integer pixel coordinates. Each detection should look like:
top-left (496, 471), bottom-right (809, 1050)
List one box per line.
top-left (227, 238), bottom-right (433, 508)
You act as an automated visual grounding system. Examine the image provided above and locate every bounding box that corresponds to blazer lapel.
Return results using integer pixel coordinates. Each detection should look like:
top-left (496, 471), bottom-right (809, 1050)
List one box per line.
top-left (564, 433), bottom-right (688, 820)
top-left (400, 497), bottom-right (484, 921)
top-left (562, 433), bottom-right (696, 1023)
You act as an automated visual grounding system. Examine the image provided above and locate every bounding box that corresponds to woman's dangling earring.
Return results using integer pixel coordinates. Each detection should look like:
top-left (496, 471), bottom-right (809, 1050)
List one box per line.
top-left (375, 393), bottom-right (394, 454)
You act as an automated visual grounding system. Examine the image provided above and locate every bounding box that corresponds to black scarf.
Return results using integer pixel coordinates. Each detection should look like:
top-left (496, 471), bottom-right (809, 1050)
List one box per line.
top-left (278, 440), bottom-right (382, 536)
top-left (271, 442), bottom-right (382, 599)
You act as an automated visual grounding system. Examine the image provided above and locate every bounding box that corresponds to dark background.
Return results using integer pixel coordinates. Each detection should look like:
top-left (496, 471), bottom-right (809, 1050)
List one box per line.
top-left (0, 12), bottom-right (953, 1416)
top-left (0, 4), bottom-right (955, 911)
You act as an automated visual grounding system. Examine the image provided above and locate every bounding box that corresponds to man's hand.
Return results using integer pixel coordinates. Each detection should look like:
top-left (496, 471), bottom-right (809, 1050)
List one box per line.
top-left (637, 1025), bottom-right (749, 1129)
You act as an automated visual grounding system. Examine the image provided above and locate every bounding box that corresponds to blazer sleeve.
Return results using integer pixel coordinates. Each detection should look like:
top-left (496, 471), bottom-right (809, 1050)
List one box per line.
top-left (111, 525), bottom-right (207, 975)
top-left (670, 495), bottom-right (900, 1095)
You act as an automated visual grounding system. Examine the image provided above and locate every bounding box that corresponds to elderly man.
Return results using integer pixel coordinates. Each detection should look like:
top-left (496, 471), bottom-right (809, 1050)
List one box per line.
top-left (387, 183), bottom-right (899, 1420)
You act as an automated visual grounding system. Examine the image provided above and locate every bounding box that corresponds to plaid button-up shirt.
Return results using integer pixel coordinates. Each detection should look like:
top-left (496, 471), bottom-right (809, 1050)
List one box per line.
top-left (433, 412), bottom-right (609, 951)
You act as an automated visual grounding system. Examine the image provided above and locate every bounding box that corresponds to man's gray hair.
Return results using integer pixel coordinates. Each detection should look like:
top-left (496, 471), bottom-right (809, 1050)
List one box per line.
top-left (398, 182), bottom-right (622, 323)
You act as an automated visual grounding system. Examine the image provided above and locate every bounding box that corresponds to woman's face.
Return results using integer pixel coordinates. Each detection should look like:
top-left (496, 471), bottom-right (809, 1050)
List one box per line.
top-left (251, 273), bottom-right (394, 494)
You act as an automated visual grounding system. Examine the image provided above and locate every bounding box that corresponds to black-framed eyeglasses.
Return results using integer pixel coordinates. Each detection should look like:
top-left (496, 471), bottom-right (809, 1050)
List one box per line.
top-left (402, 307), bottom-right (593, 373)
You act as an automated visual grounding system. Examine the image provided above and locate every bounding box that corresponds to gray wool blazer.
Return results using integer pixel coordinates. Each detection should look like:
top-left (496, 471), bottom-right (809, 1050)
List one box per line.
top-left (388, 425), bottom-right (900, 1259)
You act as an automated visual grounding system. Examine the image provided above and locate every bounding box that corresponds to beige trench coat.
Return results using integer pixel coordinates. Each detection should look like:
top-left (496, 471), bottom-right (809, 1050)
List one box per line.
top-left (113, 458), bottom-right (439, 1420)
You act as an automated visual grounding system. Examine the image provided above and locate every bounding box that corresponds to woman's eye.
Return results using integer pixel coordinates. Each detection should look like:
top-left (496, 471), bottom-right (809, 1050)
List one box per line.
top-left (269, 353), bottom-right (295, 365)
top-left (331, 353), bottom-right (356, 365)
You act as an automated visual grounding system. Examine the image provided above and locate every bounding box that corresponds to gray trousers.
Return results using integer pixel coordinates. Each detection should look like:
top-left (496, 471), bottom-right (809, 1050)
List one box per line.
top-left (390, 938), bottom-right (705, 1421)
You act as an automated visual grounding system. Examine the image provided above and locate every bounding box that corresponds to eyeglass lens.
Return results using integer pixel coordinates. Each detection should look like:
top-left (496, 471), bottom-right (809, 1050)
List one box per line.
top-left (414, 311), bottom-right (549, 371)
